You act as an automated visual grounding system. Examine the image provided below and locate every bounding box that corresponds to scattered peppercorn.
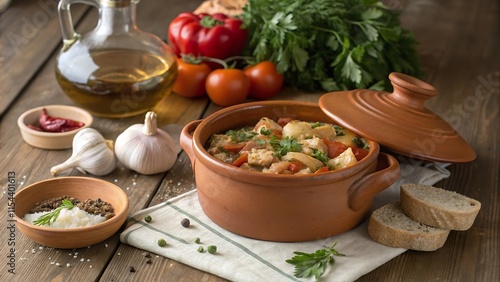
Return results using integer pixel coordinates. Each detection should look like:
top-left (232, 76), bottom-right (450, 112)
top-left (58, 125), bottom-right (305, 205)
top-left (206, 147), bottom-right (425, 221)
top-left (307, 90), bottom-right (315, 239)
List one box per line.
top-left (145, 259), bottom-right (152, 264)
top-left (197, 246), bottom-right (205, 253)
top-left (195, 237), bottom-right (201, 244)
top-left (157, 239), bottom-right (167, 247)
top-left (143, 252), bottom-right (151, 258)
top-left (181, 218), bottom-right (190, 227)
top-left (207, 245), bottom-right (217, 254)
top-left (144, 215), bottom-right (152, 223)
top-left (129, 266), bottom-right (136, 272)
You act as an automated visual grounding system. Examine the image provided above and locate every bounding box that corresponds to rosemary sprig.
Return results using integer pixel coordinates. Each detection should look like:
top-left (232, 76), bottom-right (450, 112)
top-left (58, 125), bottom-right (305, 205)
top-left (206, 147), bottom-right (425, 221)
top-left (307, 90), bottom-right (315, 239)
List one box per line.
top-left (33, 199), bottom-right (75, 226)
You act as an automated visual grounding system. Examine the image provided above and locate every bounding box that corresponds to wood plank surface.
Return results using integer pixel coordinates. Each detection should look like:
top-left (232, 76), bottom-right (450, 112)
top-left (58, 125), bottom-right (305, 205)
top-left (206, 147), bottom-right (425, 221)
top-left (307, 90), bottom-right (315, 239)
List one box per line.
top-left (0, 0), bottom-right (498, 281)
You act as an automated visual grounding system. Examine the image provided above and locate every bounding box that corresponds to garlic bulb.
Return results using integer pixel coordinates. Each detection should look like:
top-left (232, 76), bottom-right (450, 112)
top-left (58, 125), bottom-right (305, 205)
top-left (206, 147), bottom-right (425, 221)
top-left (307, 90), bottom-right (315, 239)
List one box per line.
top-left (51, 128), bottom-right (117, 176)
top-left (114, 111), bottom-right (178, 175)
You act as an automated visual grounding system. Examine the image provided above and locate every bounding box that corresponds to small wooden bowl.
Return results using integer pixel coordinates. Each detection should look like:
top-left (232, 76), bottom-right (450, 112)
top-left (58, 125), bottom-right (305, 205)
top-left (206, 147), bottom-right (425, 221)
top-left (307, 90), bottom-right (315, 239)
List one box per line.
top-left (14, 177), bottom-right (129, 249)
top-left (17, 105), bottom-right (93, 150)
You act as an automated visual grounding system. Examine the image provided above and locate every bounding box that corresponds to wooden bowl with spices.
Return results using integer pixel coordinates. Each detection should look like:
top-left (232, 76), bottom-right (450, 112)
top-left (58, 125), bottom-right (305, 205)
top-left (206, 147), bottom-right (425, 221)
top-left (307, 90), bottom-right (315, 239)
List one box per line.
top-left (17, 105), bottom-right (93, 150)
top-left (14, 177), bottom-right (129, 249)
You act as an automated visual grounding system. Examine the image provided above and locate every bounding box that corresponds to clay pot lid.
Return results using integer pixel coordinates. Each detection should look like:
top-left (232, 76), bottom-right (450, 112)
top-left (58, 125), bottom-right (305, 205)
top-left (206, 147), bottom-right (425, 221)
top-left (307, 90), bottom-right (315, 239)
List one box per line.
top-left (319, 72), bottom-right (476, 163)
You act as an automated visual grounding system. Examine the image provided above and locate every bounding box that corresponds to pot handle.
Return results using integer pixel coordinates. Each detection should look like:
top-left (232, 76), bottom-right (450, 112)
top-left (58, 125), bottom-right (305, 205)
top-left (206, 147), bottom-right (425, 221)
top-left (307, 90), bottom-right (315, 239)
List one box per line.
top-left (180, 119), bottom-right (202, 168)
top-left (348, 153), bottom-right (400, 211)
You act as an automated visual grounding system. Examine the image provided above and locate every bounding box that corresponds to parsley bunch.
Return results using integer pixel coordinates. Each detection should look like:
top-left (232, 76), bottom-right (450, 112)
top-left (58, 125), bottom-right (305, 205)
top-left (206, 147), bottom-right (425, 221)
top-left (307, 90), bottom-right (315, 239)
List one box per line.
top-left (242, 0), bottom-right (422, 92)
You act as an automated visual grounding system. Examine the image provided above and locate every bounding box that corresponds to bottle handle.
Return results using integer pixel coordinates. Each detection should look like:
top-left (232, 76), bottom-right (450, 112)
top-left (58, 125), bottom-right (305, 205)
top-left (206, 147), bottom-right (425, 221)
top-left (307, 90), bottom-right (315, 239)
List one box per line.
top-left (58, 0), bottom-right (100, 49)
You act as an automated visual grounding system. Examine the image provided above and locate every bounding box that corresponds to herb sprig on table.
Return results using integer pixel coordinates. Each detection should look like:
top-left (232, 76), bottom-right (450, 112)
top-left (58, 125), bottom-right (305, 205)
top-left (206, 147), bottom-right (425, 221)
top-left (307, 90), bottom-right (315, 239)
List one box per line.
top-left (242, 0), bottom-right (422, 92)
top-left (33, 199), bottom-right (75, 226)
top-left (286, 242), bottom-right (345, 279)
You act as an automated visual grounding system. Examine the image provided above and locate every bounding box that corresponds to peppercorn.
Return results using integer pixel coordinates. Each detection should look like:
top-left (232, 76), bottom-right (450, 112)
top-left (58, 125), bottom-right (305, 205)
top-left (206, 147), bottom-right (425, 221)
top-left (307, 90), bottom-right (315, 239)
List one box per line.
top-left (145, 259), bottom-right (152, 264)
top-left (157, 239), bottom-right (167, 247)
top-left (181, 218), bottom-right (190, 227)
top-left (197, 246), bottom-right (205, 253)
top-left (207, 245), bottom-right (217, 254)
top-left (144, 215), bottom-right (152, 223)
top-left (129, 266), bottom-right (136, 272)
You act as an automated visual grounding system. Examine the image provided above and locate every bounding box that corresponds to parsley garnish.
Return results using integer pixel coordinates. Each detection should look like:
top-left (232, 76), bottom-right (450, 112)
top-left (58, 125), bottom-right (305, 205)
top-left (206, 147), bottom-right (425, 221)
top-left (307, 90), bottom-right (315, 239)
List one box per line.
top-left (311, 148), bottom-right (329, 163)
top-left (242, 0), bottom-right (422, 92)
top-left (310, 122), bottom-right (322, 129)
top-left (225, 128), bottom-right (257, 142)
top-left (286, 242), bottom-right (345, 279)
top-left (259, 127), bottom-right (273, 135)
top-left (270, 136), bottom-right (302, 158)
top-left (33, 199), bottom-right (75, 226)
top-left (352, 137), bottom-right (370, 150)
top-left (334, 126), bottom-right (345, 136)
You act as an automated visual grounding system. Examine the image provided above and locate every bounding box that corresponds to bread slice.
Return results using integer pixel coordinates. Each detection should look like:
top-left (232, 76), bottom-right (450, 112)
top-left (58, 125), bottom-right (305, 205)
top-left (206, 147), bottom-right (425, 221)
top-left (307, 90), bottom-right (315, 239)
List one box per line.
top-left (400, 184), bottom-right (481, 231)
top-left (368, 202), bottom-right (450, 251)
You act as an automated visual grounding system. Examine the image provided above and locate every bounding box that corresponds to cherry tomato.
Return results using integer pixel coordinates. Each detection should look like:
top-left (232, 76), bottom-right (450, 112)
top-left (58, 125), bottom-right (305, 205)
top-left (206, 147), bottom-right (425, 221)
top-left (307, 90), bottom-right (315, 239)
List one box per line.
top-left (172, 58), bottom-right (212, 98)
top-left (205, 69), bottom-right (250, 107)
top-left (244, 61), bottom-right (284, 100)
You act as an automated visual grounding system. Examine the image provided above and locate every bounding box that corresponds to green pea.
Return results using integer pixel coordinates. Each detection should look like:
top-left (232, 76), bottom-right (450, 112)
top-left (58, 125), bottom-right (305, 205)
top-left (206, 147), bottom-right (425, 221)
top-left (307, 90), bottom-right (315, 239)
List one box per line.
top-left (157, 239), bottom-right (167, 247)
top-left (207, 245), bottom-right (217, 254)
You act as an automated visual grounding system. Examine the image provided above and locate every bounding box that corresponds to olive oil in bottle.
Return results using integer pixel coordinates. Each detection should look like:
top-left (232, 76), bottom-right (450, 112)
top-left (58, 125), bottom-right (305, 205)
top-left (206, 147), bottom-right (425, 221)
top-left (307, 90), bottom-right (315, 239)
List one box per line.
top-left (56, 49), bottom-right (177, 118)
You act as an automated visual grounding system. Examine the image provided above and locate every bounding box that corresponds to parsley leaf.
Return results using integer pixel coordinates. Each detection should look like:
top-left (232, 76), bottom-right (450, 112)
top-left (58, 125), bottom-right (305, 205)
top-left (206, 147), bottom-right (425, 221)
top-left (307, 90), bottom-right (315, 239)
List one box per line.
top-left (286, 242), bottom-right (345, 279)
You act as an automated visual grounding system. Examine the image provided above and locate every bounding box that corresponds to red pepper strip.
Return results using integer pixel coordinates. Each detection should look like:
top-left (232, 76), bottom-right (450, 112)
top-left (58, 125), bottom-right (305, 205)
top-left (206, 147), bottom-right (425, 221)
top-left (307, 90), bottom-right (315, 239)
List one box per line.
top-left (352, 147), bottom-right (369, 161)
top-left (314, 167), bottom-right (330, 174)
top-left (222, 143), bottom-right (246, 153)
top-left (277, 117), bottom-right (293, 127)
top-left (232, 153), bottom-right (248, 167)
top-left (288, 160), bottom-right (306, 173)
top-left (323, 139), bottom-right (348, 159)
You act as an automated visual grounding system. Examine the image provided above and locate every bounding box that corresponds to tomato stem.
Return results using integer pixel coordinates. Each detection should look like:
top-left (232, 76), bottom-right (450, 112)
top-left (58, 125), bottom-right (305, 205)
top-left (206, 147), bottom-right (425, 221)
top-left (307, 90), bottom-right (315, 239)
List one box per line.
top-left (199, 56), bottom-right (229, 69)
top-left (224, 56), bottom-right (255, 65)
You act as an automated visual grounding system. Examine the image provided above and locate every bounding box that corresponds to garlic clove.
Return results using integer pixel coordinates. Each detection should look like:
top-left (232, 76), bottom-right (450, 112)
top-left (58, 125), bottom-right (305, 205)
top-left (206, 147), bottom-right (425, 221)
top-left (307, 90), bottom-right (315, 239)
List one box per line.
top-left (51, 128), bottom-right (117, 176)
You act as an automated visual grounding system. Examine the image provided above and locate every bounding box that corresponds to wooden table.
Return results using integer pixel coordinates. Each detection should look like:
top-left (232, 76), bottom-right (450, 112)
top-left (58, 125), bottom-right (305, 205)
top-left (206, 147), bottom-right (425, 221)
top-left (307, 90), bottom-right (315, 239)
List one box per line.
top-left (1, 0), bottom-right (498, 281)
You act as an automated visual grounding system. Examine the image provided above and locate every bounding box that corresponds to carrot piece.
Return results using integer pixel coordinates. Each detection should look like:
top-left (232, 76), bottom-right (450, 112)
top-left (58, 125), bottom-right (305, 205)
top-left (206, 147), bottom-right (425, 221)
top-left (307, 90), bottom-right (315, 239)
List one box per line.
top-left (232, 153), bottom-right (248, 167)
top-left (222, 143), bottom-right (246, 153)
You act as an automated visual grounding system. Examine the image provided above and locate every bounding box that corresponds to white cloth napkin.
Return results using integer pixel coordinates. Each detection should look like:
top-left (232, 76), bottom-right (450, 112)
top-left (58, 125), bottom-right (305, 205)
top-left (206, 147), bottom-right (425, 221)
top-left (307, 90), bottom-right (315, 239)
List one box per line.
top-left (120, 160), bottom-right (450, 282)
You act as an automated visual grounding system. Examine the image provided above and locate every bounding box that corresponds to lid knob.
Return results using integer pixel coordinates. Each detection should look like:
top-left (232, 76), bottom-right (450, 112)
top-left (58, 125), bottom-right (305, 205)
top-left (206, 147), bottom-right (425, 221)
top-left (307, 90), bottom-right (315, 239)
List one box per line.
top-left (387, 72), bottom-right (437, 111)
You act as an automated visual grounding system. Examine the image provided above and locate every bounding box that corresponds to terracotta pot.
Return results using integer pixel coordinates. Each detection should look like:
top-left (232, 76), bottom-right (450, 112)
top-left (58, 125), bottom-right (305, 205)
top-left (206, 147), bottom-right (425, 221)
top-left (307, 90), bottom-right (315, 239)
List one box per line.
top-left (180, 101), bottom-right (400, 242)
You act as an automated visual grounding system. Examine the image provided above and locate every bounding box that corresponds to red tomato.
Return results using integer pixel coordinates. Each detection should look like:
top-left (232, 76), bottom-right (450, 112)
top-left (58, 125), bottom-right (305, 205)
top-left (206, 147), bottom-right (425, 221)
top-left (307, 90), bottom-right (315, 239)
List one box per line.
top-left (172, 58), bottom-right (211, 98)
top-left (324, 140), bottom-right (348, 159)
top-left (205, 69), bottom-right (250, 107)
top-left (244, 61), bottom-right (284, 100)
top-left (352, 147), bottom-right (369, 161)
